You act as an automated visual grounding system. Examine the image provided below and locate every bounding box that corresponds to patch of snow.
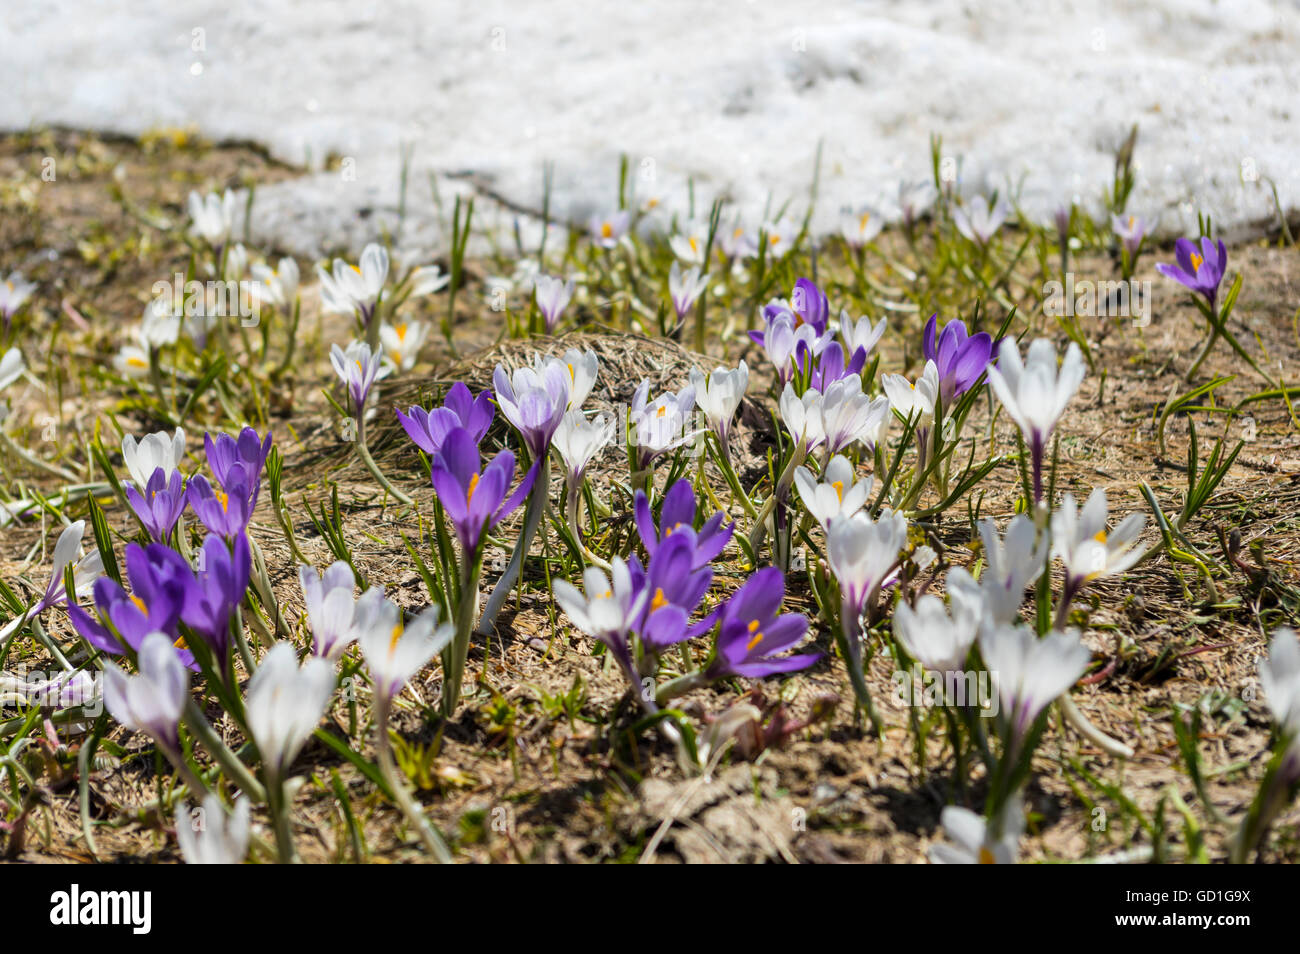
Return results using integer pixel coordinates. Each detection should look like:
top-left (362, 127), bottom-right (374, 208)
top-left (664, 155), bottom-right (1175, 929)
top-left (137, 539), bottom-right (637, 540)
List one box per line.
top-left (3, 0), bottom-right (1297, 257)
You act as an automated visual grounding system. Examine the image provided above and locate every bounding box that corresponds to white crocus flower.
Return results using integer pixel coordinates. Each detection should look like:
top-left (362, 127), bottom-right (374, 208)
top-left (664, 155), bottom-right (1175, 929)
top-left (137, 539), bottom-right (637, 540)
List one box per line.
top-left (103, 631), bottom-right (188, 754)
top-left (113, 345), bottom-right (150, 378)
top-left (984, 337), bottom-right (1085, 454)
top-left (357, 591), bottom-right (454, 704)
top-left (953, 195), bottom-right (1010, 245)
top-left (187, 189), bottom-right (237, 248)
top-left (668, 261), bottom-right (709, 318)
top-left (893, 589), bottom-right (981, 674)
top-left (553, 410), bottom-right (615, 488)
top-left (820, 376), bottom-right (890, 456)
top-left (244, 643), bottom-right (336, 780)
top-left (1260, 627), bottom-right (1300, 735)
top-left (973, 514), bottom-right (1048, 624)
top-left (317, 243), bottom-right (389, 320)
top-left (122, 427), bottom-right (186, 488)
top-left (688, 361), bottom-right (747, 451)
top-left (1051, 489), bottom-right (1145, 589)
top-left (840, 205), bottom-right (885, 247)
top-left (978, 623), bottom-right (1091, 741)
top-left (553, 558), bottom-right (648, 653)
top-left (299, 561), bottom-right (360, 660)
top-left (250, 257), bottom-right (300, 310)
top-left (0, 346), bottom-right (25, 391)
top-left (826, 509), bottom-right (910, 616)
top-left (840, 311), bottom-right (886, 363)
top-left (882, 360), bottom-right (940, 424)
top-left (178, 793), bottom-right (251, 865)
top-left (630, 380), bottom-right (699, 467)
top-left (779, 384), bottom-right (826, 454)
top-left (379, 319), bottom-right (429, 373)
top-left (929, 800), bottom-right (1024, 864)
top-left (794, 455), bottom-right (873, 530)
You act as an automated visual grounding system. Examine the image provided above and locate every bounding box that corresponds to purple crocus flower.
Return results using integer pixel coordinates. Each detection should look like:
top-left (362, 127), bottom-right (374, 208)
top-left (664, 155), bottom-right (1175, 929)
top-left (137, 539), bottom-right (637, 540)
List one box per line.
top-left (705, 567), bottom-right (818, 679)
top-left (187, 466), bottom-right (255, 540)
top-left (634, 479), bottom-right (733, 569)
top-left (205, 427), bottom-right (272, 494)
top-left (396, 382), bottom-right (494, 456)
top-left (630, 533), bottom-right (715, 653)
top-left (493, 362), bottom-right (569, 458)
top-left (67, 543), bottom-right (196, 669)
top-left (922, 313), bottom-right (993, 405)
top-left (430, 427), bottom-right (536, 554)
top-left (125, 468), bottom-right (188, 543)
top-left (1156, 236), bottom-right (1228, 310)
top-left (181, 533), bottom-right (251, 660)
top-left (809, 341), bottom-right (866, 391)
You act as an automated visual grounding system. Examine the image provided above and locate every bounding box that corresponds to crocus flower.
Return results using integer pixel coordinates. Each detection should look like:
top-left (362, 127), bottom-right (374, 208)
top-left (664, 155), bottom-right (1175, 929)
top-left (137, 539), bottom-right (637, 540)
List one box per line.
top-left (929, 800), bottom-right (1023, 865)
top-left (893, 590), bottom-right (981, 675)
top-left (688, 362), bottom-right (747, 454)
top-left (182, 533), bottom-right (251, 660)
top-left (826, 509), bottom-right (909, 620)
top-left (298, 561), bottom-right (359, 659)
top-left (68, 543), bottom-right (194, 666)
top-left (493, 360), bottom-right (570, 457)
top-left (794, 455), bottom-right (874, 530)
top-left (1111, 213), bottom-right (1146, 259)
top-left (0, 346), bottom-right (23, 390)
top-left (205, 427), bottom-right (273, 495)
top-left (953, 196), bottom-right (1009, 245)
top-left (629, 380), bottom-right (699, 470)
top-left (125, 468), bottom-right (188, 542)
top-left (840, 312), bottom-right (886, 366)
top-left (705, 568), bottom-right (818, 679)
top-left (922, 313), bottom-right (993, 404)
top-left (317, 243), bottom-right (389, 325)
top-left (978, 623), bottom-right (1091, 745)
top-left (668, 262), bottom-right (708, 319)
top-left (553, 410), bottom-right (615, 490)
top-left (122, 427), bottom-right (186, 489)
top-left (430, 427), bottom-right (536, 554)
top-left (103, 631), bottom-right (188, 756)
top-left (634, 479), bottom-right (733, 568)
top-left (840, 206), bottom-right (884, 248)
top-left (395, 382), bottom-right (494, 457)
top-left (379, 320), bottom-right (429, 373)
top-left (984, 338), bottom-right (1084, 503)
top-left (819, 376), bottom-right (889, 456)
top-left (882, 360), bottom-right (940, 425)
top-left (187, 469), bottom-right (255, 540)
top-left (1051, 489), bottom-right (1145, 591)
top-left (1156, 235), bottom-right (1228, 310)
top-left (187, 190), bottom-right (237, 249)
top-left (250, 257), bottom-right (300, 310)
top-left (357, 591), bottom-right (454, 702)
top-left (590, 210), bottom-right (630, 248)
top-left (968, 514), bottom-right (1047, 625)
top-left (330, 340), bottom-right (390, 414)
top-left (178, 794), bottom-right (251, 865)
top-left (634, 532), bottom-right (715, 652)
top-left (553, 557), bottom-right (647, 674)
top-left (30, 520), bottom-right (103, 615)
top-left (534, 275), bottom-right (575, 332)
top-left (244, 642), bottom-right (336, 780)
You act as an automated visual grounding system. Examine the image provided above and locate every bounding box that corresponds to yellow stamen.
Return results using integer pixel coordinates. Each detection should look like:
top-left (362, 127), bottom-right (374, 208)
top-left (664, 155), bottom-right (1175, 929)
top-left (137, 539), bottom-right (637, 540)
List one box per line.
top-left (466, 472), bottom-right (480, 504)
top-left (650, 587), bottom-right (669, 612)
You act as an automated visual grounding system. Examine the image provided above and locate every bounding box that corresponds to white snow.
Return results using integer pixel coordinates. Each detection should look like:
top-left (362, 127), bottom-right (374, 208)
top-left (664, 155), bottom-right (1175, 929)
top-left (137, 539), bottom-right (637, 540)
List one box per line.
top-left (3, 0), bottom-right (1297, 257)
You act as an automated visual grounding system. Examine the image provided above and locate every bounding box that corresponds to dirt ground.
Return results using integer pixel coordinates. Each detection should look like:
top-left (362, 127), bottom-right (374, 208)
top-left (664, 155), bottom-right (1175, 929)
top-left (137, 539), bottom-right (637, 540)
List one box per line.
top-left (1, 129), bottom-right (1298, 864)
